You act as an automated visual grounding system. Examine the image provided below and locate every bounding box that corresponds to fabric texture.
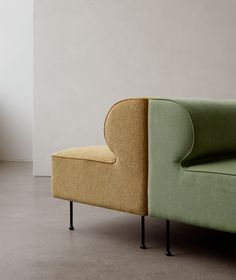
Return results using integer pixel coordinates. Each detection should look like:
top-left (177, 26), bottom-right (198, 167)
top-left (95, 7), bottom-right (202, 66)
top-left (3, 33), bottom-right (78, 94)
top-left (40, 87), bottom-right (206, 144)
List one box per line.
top-left (148, 98), bottom-right (236, 233)
top-left (52, 99), bottom-right (148, 215)
top-left (185, 157), bottom-right (236, 176)
top-left (53, 146), bottom-right (116, 164)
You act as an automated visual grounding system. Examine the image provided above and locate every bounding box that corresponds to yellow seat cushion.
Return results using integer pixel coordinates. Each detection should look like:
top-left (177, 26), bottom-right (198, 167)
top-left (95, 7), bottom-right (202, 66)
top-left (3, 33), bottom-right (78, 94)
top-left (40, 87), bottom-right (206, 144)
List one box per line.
top-left (53, 145), bottom-right (116, 164)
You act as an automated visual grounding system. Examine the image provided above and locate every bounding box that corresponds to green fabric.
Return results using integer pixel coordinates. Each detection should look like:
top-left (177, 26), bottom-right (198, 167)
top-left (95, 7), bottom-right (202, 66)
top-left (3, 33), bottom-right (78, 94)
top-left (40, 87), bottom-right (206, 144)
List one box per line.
top-left (148, 98), bottom-right (236, 233)
top-left (177, 99), bottom-right (236, 166)
top-left (185, 157), bottom-right (236, 176)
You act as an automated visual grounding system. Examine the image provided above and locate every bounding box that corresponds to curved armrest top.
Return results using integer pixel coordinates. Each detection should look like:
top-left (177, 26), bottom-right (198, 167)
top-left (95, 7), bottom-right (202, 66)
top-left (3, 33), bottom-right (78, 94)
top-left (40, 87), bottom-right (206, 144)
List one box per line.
top-left (103, 98), bottom-right (148, 163)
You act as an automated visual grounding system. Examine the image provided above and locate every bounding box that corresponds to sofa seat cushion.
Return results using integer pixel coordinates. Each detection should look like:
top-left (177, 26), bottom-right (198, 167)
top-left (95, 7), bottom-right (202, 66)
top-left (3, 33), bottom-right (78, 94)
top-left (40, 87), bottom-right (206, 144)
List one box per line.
top-left (178, 161), bottom-right (236, 233)
top-left (179, 158), bottom-right (236, 232)
top-left (52, 146), bottom-right (147, 215)
top-left (184, 157), bottom-right (236, 176)
top-left (53, 145), bottom-right (116, 164)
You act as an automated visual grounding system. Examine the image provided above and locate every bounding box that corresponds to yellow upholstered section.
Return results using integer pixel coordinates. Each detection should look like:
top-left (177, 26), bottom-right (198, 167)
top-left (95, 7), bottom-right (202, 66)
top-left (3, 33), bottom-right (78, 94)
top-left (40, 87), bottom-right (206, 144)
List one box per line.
top-left (53, 146), bottom-right (116, 164)
top-left (51, 99), bottom-right (148, 215)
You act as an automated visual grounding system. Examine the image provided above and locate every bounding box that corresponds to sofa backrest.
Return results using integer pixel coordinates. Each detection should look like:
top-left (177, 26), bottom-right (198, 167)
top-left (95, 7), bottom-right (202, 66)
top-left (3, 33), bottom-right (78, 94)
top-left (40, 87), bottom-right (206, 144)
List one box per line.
top-left (149, 98), bottom-right (236, 167)
top-left (104, 98), bottom-right (148, 172)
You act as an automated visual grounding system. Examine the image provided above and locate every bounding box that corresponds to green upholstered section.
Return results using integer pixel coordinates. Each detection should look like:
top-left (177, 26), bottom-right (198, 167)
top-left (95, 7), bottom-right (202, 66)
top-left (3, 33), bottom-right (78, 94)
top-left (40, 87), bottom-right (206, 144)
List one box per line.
top-left (185, 157), bottom-right (236, 176)
top-left (148, 98), bottom-right (236, 233)
top-left (177, 99), bottom-right (236, 166)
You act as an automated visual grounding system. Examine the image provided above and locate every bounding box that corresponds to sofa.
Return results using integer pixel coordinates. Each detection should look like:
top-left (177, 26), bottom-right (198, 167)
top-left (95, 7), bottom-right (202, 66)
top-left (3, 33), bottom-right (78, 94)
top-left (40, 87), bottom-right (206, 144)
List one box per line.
top-left (52, 97), bottom-right (236, 254)
top-left (51, 98), bottom-right (148, 248)
top-left (148, 98), bottom-right (236, 254)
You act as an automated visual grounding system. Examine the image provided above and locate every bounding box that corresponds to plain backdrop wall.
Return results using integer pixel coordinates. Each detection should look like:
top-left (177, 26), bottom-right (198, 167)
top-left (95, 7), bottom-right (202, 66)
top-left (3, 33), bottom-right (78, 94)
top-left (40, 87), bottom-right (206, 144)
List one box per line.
top-left (34, 0), bottom-right (236, 176)
top-left (0, 0), bottom-right (33, 161)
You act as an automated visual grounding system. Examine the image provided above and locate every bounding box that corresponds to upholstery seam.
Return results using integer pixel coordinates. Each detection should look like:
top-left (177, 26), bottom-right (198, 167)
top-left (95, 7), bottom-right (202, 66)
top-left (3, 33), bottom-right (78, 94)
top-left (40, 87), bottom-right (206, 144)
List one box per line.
top-left (52, 155), bottom-right (116, 165)
top-left (183, 169), bottom-right (236, 177)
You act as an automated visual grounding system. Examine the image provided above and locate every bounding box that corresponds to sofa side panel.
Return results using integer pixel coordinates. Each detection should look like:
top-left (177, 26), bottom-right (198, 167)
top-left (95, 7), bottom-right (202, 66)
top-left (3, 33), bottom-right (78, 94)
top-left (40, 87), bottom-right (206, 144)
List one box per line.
top-left (148, 99), bottom-right (193, 218)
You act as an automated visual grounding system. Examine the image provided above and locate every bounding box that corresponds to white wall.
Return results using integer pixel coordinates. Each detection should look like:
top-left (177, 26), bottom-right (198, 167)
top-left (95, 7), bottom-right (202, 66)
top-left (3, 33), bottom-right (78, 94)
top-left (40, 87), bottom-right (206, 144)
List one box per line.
top-left (0, 0), bottom-right (33, 161)
top-left (34, 0), bottom-right (236, 176)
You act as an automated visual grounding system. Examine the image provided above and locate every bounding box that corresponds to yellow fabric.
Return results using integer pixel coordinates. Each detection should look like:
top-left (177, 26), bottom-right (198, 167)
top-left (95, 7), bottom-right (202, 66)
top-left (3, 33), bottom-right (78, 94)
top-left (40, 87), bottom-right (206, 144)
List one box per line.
top-left (53, 146), bottom-right (116, 164)
top-left (51, 99), bottom-right (148, 215)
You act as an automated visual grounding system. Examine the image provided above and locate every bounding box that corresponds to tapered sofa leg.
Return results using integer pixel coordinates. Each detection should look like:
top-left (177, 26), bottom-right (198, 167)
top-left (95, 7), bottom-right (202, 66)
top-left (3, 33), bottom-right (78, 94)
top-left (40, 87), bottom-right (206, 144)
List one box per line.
top-left (165, 220), bottom-right (173, 256)
top-left (69, 201), bottom-right (74, 230)
top-left (140, 216), bottom-right (147, 249)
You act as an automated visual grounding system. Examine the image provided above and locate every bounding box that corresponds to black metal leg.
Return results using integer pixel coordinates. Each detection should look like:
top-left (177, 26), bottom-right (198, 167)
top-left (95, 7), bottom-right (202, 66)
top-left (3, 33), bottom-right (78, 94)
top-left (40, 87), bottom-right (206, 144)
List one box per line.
top-left (69, 201), bottom-right (74, 230)
top-left (140, 216), bottom-right (147, 249)
top-left (165, 220), bottom-right (173, 256)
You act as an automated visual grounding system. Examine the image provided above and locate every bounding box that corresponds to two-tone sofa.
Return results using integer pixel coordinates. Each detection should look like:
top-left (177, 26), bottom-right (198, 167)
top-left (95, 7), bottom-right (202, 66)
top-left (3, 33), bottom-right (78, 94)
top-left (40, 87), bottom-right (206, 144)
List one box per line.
top-left (52, 98), bottom-right (236, 255)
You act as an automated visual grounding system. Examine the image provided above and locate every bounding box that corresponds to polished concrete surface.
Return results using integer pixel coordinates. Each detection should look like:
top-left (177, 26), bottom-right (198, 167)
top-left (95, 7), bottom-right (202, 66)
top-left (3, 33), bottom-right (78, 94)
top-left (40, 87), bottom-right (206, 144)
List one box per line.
top-left (0, 161), bottom-right (236, 280)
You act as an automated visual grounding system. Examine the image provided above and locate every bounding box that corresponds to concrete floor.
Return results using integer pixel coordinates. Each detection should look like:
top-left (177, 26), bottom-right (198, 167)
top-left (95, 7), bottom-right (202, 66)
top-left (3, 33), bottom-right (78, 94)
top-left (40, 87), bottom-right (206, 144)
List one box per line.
top-left (0, 162), bottom-right (236, 280)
